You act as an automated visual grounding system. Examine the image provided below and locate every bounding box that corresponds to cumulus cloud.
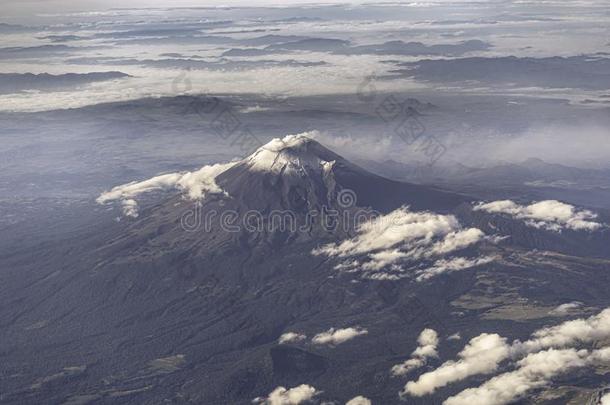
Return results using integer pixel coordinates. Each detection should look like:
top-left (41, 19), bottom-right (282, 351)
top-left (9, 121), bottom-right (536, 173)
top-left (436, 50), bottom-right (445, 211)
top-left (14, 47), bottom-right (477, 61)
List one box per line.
top-left (516, 308), bottom-right (610, 354)
top-left (474, 200), bottom-right (603, 232)
top-left (314, 208), bottom-right (459, 258)
top-left (601, 393), bottom-right (610, 405)
top-left (415, 256), bottom-right (496, 282)
top-left (446, 346), bottom-right (610, 405)
top-left (548, 301), bottom-right (583, 316)
top-left (345, 396), bottom-right (372, 405)
top-left (313, 206), bottom-right (495, 281)
top-left (401, 308), bottom-right (610, 401)
top-left (444, 348), bottom-right (590, 405)
top-left (402, 333), bottom-right (510, 397)
top-left (97, 162), bottom-right (235, 216)
top-left (391, 328), bottom-right (439, 376)
top-left (278, 332), bottom-right (307, 344)
top-left (392, 356), bottom-right (425, 376)
top-left (312, 327), bottom-right (368, 346)
top-left (588, 346), bottom-right (610, 364)
top-left (447, 333), bottom-right (461, 341)
top-left (413, 329), bottom-right (440, 358)
top-left (427, 228), bottom-right (486, 256)
top-left (254, 384), bottom-right (320, 405)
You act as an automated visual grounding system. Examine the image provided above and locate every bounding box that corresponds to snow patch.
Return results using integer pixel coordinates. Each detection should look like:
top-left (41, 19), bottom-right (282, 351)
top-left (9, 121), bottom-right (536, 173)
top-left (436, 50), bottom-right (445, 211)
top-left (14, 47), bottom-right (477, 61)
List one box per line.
top-left (245, 131), bottom-right (325, 173)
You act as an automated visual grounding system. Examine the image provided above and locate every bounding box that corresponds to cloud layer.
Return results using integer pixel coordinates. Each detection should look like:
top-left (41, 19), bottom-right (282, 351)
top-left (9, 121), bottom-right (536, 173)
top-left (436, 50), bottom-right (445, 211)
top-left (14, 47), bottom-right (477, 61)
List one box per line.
top-left (345, 396), bottom-right (372, 405)
top-left (444, 348), bottom-right (593, 405)
top-left (474, 200), bottom-right (603, 232)
top-left (254, 384), bottom-right (320, 405)
top-left (313, 206), bottom-right (495, 281)
top-left (278, 332), bottom-right (307, 345)
top-left (312, 326), bottom-right (368, 346)
top-left (4, 1), bottom-right (610, 113)
top-left (402, 333), bottom-right (510, 397)
top-left (548, 301), bottom-right (583, 316)
top-left (97, 162), bottom-right (235, 217)
top-left (400, 308), bottom-right (610, 404)
top-left (391, 328), bottom-right (439, 376)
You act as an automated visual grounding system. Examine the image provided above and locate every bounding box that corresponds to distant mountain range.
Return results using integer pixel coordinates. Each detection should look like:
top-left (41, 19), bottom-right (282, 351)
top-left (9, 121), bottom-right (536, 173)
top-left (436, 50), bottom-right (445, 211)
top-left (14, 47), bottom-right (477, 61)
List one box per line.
top-left (0, 72), bottom-right (131, 94)
top-left (358, 157), bottom-right (610, 210)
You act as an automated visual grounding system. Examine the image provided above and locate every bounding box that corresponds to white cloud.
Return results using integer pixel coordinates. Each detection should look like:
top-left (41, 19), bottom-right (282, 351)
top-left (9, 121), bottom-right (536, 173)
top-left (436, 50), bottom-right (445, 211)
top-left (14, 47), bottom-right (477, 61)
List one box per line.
top-left (312, 326), bottom-right (368, 346)
top-left (402, 333), bottom-right (510, 397)
top-left (175, 163), bottom-right (235, 200)
top-left (314, 208), bottom-right (459, 258)
top-left (391, 357), bottom-right (426, 377)
top-left (415, 256), bottom-right (496, 282)
top-left (474, 200), bottom-right (603, 232)
top-left (362, 249), bottom-right (409, 271)
top-left (444, 348), bottom-right (590, 405)
top-left (413, 329), bottom-right (440, 357)
top-left (601, 393), bottom-right (610, 405)
top-left (313, 206), bottom-right (494, 281)
top-left (345, 396), bottom-right (372, 405)
top-left (548, 301), bottom-right (583, 316)
top-left (400, 308), bottom-right (610, 400)
top-left (97, 162), bottom-right (235, 216)
top-left (0, 52), bottom-right (412, 113)
top-left (588, 346), bottom-right (610, 364)
top-left (447, 333), bottom-right (461, 341)
top-left (427, 228), bottom-right (486, 256)
top-left (392, 328), bottom-right (439, 376)
top-left (254, 384), bottom-right (320, 405)
top-left (458, 123), bottom-right (610, 168)
top-left (516, 308), bottom-right (610, 354)
top-left (97, 172), bottom-right (183, 204)
top-left (278, 332), bottom-right (307, 344)
top-left (445, 346), bottom-right (610, 405)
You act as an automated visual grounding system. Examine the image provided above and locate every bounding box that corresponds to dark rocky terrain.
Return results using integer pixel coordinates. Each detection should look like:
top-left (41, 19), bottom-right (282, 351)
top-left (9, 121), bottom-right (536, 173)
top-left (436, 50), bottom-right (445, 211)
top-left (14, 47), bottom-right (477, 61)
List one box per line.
top-left (1, 138), bottom-right (609, 404)
top-left (2, 1), bottom-right (610, 403)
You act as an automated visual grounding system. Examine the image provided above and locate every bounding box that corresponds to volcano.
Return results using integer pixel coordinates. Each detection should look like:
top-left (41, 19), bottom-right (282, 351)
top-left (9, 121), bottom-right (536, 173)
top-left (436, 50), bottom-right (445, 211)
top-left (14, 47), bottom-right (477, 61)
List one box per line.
top-left (215, 134), bottom-right (466, 213)
top-left (93, 135), bottom-right (469, 264)
top-left (1, 135), bottom-right (609, 405)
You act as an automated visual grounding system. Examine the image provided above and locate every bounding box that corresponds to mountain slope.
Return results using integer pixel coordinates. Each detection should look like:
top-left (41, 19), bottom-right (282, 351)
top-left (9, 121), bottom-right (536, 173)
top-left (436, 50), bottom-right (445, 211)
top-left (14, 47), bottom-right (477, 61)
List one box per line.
top-left (0, 135), bottom-right (609, 405)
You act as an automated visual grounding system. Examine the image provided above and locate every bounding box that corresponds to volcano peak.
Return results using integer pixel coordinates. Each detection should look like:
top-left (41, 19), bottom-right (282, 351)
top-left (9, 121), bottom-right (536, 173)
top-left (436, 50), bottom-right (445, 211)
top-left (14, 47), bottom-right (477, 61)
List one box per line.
top-left (243, 133), bottom-right (342, 173)
top-left (259, 133), bottom-right (316, 151)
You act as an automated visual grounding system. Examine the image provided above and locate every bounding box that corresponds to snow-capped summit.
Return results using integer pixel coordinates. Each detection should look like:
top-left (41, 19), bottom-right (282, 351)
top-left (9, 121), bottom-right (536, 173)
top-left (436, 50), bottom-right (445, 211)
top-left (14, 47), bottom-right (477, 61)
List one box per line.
top-left (244, 133), bottom-right (344, 174)
top-left (216, 133), bottom-right (352, 214)
top-left (217, 133), bottom-right (465, 214)
top-left (98, 132), bottom-right (466, 222)
top-left (257, 133), bottom-right (314, 151)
